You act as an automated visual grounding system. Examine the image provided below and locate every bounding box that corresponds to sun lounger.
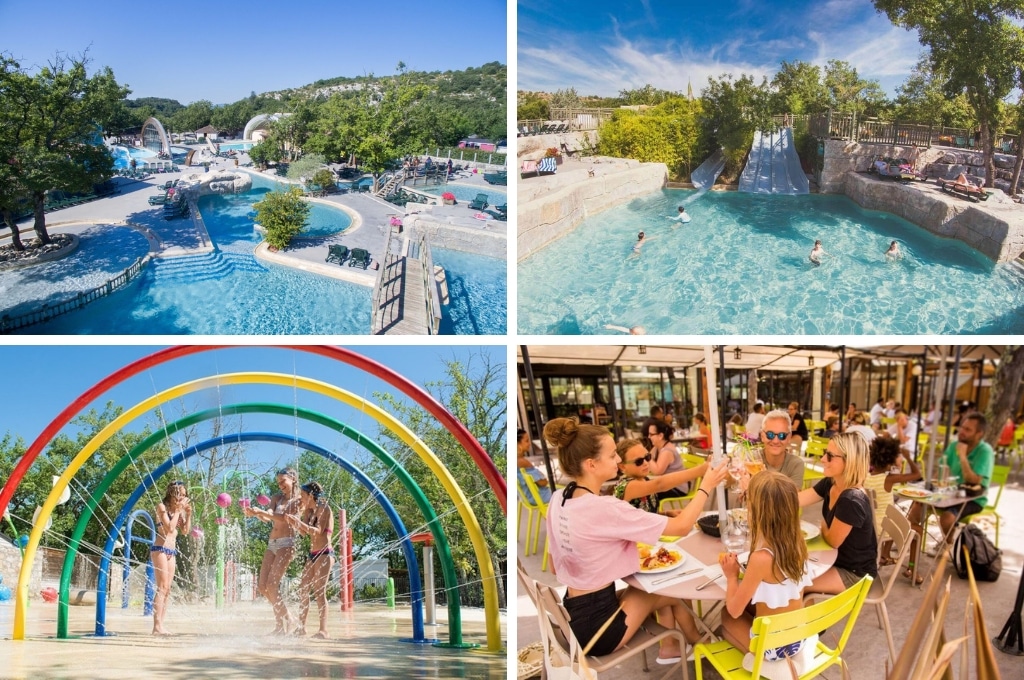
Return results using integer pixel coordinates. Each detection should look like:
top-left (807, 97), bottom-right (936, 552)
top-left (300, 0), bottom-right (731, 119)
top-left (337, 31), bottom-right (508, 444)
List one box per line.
top-left (348, 248), bottom-right (371, 269)
top-left (483, 209), bottom-right (507, 221)
top-left (468, 193), bottom-right (489, 210)
top-left (521, 160), bottom-right (539, 179)
top-left (937, 176), bottom-right (990, 202)
top-left (538, 157), bottom-right (558, 175)
top-left (325, 244), bottom-right (349, 264)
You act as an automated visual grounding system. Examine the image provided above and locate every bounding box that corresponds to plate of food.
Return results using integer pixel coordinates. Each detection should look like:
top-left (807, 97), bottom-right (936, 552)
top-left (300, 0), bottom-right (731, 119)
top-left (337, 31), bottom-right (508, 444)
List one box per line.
top-left (897, 487), bottom-right (932, 500)
top-left (637, 542), bottom-right (686, 574)
top-left (800, 520), bottom-right (821, 541)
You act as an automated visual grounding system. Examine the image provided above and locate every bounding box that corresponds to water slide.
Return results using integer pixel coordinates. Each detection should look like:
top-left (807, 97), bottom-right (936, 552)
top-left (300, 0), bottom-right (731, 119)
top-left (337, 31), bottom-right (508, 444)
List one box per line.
top-left (739, 127), bottom-right (809, 194)
top-left (691, 147), bottom-right (726, 190)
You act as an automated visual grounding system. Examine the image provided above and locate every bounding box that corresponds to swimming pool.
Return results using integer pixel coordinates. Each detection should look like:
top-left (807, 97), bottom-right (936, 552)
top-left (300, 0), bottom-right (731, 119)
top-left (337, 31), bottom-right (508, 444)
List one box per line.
top-left (434, 248), bottom-right (507, 334)
top-left (20, 177), bottom-right (370, 334)
top-left (247, 173), bottom-right (351, 237)
top-left (517, 190), bottom-right (1024, 334)
top-left (219, 142), bottom-right (255, 152)
top-left (111, 146), bottom-right (157, 170)
top-left (418, 183), bottom-right (507, 204)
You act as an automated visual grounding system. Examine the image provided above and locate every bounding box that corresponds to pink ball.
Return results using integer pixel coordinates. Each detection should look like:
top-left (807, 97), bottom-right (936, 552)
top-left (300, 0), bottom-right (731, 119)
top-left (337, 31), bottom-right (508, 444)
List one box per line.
top-left (239, 498), bottom-right (251, 508)
top-left (256, 494), bottom-right (271, 507)
top-left (216, 492), bottom-right (232, 508)
top-left (190, 527), bottom-right (204, 539)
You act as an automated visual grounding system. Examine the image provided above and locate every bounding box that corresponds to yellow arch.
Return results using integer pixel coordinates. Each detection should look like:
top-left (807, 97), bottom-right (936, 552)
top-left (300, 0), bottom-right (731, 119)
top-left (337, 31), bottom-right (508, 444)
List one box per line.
top-left (15, 372), bottom-right (501, 651)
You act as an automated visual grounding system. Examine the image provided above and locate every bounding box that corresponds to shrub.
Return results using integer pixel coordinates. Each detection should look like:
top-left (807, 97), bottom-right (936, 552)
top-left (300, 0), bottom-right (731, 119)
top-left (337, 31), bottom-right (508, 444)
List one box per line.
top-left (312, 168), bottom-right (335, 189)
top-left (253, 186), bottom-right (310, 250)
top-left (544, 147), bottom-right (560, 157)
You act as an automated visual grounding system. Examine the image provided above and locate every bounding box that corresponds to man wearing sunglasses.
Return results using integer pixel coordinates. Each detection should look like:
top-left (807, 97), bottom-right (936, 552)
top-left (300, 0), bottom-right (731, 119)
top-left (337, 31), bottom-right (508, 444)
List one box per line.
top-left (759, 410), bottom-right (806, 489)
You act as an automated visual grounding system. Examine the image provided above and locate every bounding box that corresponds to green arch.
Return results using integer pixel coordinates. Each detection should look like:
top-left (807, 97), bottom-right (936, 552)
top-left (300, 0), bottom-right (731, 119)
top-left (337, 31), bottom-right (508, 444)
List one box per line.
top-left (57, 402), bottom-right (462, 642)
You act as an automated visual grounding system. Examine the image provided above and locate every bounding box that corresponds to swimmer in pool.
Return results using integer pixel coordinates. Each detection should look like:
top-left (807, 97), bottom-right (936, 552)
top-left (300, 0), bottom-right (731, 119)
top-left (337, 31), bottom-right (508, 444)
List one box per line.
top-left (604, 324), bottom-right (647, 335)
top-left (630, 231), bottom-right (652, 256)
top-left (885, 240), bottom-right (902, 261)
top-left (809, 240), bottom-right (827, 266)
top-left (667, 206), bottom-right (691, 225)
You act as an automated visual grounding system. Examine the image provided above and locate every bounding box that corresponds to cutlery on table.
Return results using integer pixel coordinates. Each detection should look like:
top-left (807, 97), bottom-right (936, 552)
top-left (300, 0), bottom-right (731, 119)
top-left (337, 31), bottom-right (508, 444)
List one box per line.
top-left (696, 574), bottom-right (722, 591)
top-left (652, 568), bottom-right (702, 585)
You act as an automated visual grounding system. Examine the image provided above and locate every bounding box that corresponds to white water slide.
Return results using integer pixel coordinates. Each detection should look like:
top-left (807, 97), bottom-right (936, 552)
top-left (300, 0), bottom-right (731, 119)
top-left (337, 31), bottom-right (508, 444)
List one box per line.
top-left (739, 127), bottom-right (809, 194)
top-left (691, 147), bottom-right (726, 190)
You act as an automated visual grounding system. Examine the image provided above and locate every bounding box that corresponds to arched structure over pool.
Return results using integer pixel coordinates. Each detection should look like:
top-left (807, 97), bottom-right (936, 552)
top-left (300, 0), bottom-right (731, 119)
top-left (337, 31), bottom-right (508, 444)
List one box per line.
top-left (243, 112), bottom-right (291, 141)
top-left (141, 117), bottom-right (170, 155)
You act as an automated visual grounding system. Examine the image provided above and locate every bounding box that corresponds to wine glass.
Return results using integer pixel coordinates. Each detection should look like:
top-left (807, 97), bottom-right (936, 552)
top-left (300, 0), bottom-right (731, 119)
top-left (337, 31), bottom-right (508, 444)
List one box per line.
top-left (722, 512), bottom-right (749, 554)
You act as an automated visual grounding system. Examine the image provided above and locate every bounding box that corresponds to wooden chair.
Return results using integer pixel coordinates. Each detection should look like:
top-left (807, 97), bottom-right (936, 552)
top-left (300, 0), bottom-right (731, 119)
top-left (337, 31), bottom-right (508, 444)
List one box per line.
top-left (533, 578), bottom-right (690, 680)
top-left (695, 575), bottom-right (873, 679)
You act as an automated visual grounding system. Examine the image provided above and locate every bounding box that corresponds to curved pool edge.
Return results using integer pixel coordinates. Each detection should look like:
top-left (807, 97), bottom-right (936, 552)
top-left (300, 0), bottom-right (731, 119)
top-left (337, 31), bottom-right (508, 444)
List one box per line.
top-left (253, 242), bottom-right (376, 287)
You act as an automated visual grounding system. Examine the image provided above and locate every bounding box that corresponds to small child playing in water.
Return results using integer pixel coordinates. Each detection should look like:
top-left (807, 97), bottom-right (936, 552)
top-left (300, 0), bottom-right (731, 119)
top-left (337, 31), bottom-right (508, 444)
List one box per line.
top-left (631, 231), bottom-right (649, 255)
top-left (885, 240), bottom-right (902, 261)
top-left (809, 240), bottom-right (827, 266)
top-left (667, 205), bottom-right (691, 225)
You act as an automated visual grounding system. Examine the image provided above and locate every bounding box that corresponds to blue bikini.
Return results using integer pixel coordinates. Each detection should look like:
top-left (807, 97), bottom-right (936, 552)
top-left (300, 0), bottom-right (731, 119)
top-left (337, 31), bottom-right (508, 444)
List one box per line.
top-left (151, 545), bottom-right (178, 557)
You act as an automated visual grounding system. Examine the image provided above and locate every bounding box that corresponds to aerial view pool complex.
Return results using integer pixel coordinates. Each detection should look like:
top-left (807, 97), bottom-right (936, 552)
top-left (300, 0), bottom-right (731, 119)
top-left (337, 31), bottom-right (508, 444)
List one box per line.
top-left (518, 189), bottom-right (1024, 334)
top-left (18, 174), bottom-right (504, 335)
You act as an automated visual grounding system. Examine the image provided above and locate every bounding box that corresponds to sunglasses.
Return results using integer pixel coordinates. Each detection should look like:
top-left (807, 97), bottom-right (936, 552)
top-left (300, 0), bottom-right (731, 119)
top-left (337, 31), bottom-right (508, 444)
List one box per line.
top-left (627, 453), bottom-right (653, 466)
top-left (170, 480), bottom-right (185, 486)
top-left (763, 431), bottom-right (789, 441)
top-left (824, 451), bottom-right (845, 462)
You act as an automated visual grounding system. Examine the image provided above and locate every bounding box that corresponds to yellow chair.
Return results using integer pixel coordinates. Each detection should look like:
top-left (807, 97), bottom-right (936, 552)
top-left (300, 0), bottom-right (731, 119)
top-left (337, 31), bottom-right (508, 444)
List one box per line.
top-left (964, 464), bottom-right (1010, 547)
top-left (808, 434), bottom-right (829, 447)
top-left (657, 454), bottom-right (706, 514)
top-left (516, 472), bottom-right (544, 556)
top-left (806, 419), bottom-right (827, 436)
top-left (521, 473), bottom-right (551, 568)
top-left (805, 440), bottom-right (827, 459)
top-left (694, 575), bottom-right (873, 680)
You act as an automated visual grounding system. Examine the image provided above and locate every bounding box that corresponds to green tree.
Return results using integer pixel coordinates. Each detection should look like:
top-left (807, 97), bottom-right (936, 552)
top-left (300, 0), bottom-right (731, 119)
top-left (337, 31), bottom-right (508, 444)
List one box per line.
top-left (874, 0), bottom-right (1024, 187)
top-left (370, 352), bottom-right (506, 607)
top-left (285, 152), bottom-right (328, 182)
top-left (517, 92), bottom-right (550, 121)
top-left (770, 61), bottom-right (829, 115)
top-left (312, 168), bottom-right (335, 189)
top-left (0, 52), bottom-right (128, 244)
top-left (253, 186), bottom-right (309, 250)
top-left (598, 97), bottom-right (706, 180)
top-left (983, 347), bottom-right (1024, 445)
top-left (247, 140), bottom-right (281, 170)
top-left (701, 74), bottom-right (773, 179)
top-left (619, 84), bottom-right (677, 106)
top-left (823, 60), bottom-right (888, 115)
top-left (549, 87), bottom-right (582, 109)
top-left (891, 56), bottom-right (975, 127)
top-left (172, 99), bottom-right (214, 133)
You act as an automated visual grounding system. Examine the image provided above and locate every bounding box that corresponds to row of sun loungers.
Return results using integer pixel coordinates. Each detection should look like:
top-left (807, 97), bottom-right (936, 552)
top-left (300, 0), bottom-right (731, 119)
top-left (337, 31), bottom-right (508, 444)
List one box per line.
top-left (518, 122), bottom-right (571, 136)
top-left (325, 244), bottom-right (371, 269)
top-left (520, 157), bottom-right (558, 179)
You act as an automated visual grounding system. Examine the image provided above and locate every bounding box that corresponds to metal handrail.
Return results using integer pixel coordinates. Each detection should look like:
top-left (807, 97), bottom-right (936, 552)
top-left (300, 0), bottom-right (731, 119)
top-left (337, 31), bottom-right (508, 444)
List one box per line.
top-left (418, 235), bottom-right (442, 335)
top-left (1, 255), bottom-right (150, 333)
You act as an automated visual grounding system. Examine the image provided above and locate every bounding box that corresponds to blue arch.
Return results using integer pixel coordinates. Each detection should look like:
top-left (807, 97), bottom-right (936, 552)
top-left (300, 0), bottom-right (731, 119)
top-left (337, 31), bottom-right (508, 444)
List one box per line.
top-left (95, 432), bottom-right (426, 640)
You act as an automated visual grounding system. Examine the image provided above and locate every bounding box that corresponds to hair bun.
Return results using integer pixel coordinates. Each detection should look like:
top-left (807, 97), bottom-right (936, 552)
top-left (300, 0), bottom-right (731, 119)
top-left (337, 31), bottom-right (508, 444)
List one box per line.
top-left (543, 417), bottom-right (578, 449)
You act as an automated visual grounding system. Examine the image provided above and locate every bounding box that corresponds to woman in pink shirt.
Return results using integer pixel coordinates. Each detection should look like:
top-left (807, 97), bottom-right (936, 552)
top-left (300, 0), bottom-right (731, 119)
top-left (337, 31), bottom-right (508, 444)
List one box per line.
top-left (544, 418), bottom-right (729, 664)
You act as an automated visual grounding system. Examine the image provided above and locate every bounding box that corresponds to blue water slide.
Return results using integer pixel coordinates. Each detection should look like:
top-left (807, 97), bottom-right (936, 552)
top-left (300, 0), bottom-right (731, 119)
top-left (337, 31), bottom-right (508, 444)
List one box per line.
top-left (739, 127), bottom-right (809, 194)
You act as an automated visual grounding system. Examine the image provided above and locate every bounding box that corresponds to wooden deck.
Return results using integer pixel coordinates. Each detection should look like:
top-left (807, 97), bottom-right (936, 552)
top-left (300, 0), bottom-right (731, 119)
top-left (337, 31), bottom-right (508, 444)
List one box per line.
top-left (371, 252), bottom-right (430, 335)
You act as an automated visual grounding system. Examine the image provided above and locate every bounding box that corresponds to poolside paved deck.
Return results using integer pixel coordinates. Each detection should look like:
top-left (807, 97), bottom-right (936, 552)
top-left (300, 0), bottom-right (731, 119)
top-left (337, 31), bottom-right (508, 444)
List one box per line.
top-left (0, 601), bottom-right (506, 679)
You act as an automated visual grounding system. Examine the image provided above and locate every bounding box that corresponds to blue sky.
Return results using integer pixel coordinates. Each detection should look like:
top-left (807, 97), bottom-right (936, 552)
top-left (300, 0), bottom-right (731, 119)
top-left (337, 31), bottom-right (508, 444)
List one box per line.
top-left (518, 0), bottom-right (923, 97)
top-left (0, 0), bottom-right (507, 104)
top-left (0, 345), bottom-right (506, 483)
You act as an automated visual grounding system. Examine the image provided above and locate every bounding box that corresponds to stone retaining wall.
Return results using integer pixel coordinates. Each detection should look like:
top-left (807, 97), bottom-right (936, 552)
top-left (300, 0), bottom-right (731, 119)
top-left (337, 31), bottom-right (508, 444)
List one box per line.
top-left (843, 172), bottom-right (1024, 262)
top-left (404, 216), bottom-right (507, 260)
top-left (818, 140), bottom-right (938, 194)
top-left (518, 159), bottom-right (668, 261)
top-left (0, 537), bottom-right (41, 598)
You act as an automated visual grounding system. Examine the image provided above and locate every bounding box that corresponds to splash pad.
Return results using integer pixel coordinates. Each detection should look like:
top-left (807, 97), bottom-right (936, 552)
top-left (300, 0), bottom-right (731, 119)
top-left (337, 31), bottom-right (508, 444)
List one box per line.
top-left (0, 347), bottom-right (506, 671)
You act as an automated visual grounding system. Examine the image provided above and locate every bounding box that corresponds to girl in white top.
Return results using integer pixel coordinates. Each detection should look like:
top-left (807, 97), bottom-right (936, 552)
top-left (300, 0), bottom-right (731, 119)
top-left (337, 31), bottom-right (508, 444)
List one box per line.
top-left (544, 418), bottom-right (729, 663)
top-left (720, 471), bottom-right (812, 657)
top-left (809, 240), bottom-right (827, 266)
top-left (885, 240), bottom-right (902, 260)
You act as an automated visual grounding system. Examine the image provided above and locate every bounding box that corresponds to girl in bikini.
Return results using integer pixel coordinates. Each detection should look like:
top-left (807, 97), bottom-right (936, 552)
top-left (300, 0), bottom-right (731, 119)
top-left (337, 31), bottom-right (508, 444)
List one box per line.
top-left (152, 480), bottom-right (192, 635)
top-left (287, 481), bottom-right (335, 639)
top-left (243, 467), bottom-right (301, 634)
top-left (719, 471), bottom-right (812, 658)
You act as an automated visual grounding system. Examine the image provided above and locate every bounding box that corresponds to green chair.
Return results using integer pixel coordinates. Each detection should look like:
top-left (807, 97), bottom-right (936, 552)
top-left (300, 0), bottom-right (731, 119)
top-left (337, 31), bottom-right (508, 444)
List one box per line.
top-left (467, 193), bottom-right (489, 210)
top-left (325, 244), bottom-right (349, 264)
top-left (348, 248), bottom-right (371, 269)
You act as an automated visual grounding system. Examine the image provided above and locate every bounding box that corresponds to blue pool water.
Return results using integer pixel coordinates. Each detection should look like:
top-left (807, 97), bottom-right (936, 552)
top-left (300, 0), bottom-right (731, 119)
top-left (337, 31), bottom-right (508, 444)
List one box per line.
top-left (419, 183), bottom-right (506, 204)
top-left (518, 190), bottom-right (1024, 334)
top-left (219, 141), bottom-right (255, 152)
top-left (23, 177), bottom-right (370, 334)
top-left (111, 146), bottom-right (157, 169)
top-left (434, 248), bottom-right (507, 334)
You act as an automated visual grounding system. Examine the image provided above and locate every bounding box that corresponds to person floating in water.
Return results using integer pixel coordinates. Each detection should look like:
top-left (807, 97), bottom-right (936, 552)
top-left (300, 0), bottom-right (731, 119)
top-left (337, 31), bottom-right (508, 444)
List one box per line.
top-left (885, 240), bottom-right (902, 261)
top-left (605, 324), bottom-right (647, 335)
top-left (667, 205), bottom-right (691, 225)
top-left (630, 230), bottom-right (653, 256)
top-left (809, 240), bottom-right (827, 266)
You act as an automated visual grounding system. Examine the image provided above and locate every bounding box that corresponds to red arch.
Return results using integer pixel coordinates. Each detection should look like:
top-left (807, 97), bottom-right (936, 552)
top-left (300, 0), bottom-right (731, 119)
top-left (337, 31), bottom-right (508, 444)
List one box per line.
top-left (0, 346), bottom-right (506, 518)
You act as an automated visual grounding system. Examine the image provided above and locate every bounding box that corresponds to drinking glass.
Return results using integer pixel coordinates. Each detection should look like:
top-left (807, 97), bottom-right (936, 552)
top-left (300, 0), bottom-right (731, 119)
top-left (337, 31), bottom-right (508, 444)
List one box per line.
top-left (721, 512), bottom-right (749, 554)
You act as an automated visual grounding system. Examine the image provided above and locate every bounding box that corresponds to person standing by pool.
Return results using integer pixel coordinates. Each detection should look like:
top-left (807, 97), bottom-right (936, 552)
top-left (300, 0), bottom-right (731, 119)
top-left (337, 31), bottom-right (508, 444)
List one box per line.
top-left (243, 466), bottom-right (301, 634)
top-left (151, 481), bottom-right (192, 636)
top-left (287, 481), bottom-right (334, 639)
top-left (809, 240), bottom-right (827, 266)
